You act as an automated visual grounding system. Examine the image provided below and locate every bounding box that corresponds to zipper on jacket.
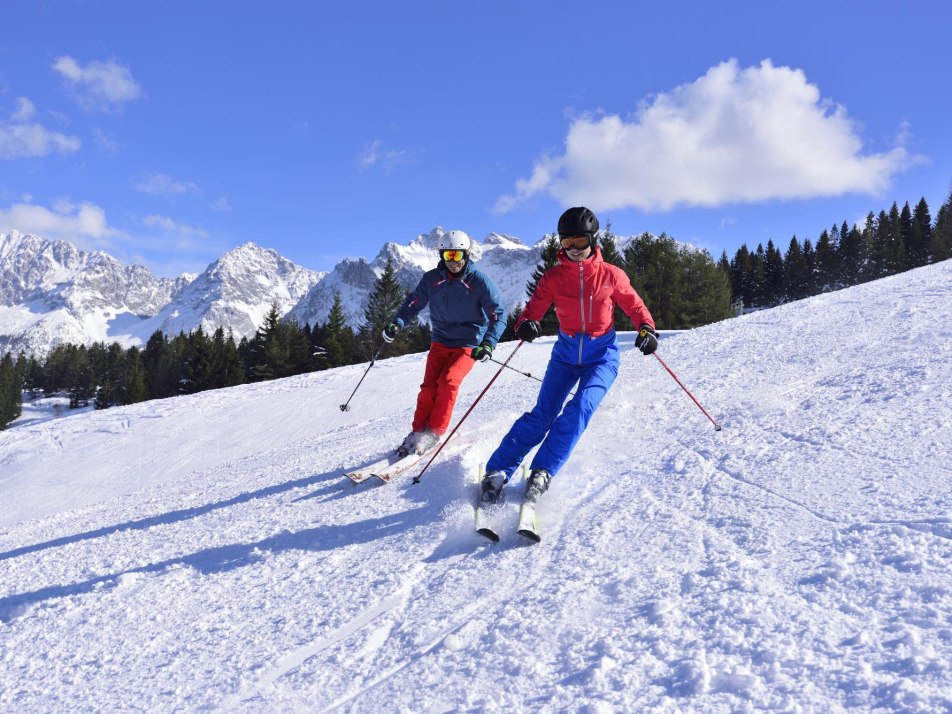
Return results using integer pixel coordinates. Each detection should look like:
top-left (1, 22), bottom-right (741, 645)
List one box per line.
top-left (578, 263), bottom-right (585, 364)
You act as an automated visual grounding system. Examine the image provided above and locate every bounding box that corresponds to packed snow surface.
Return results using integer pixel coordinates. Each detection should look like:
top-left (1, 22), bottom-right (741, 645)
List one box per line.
top-left (1, 261), bottom-right (951, 712)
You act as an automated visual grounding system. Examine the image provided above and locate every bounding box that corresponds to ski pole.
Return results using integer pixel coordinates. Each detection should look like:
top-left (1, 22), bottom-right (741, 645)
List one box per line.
top-left (339, 344), bottom-right (384, 412)
top-left (652, 352), bottom-right (722, 431)
top-left (412, 340), bottom-right (524, 484)
top-left (488, 355), bottom-right (575, 399)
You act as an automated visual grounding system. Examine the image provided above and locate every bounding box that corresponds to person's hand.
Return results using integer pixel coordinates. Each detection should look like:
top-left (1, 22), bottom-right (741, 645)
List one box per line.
top-left (635, 323), bottom-right (658, 355)
top-left (382, 322), bottom-right (400, 344)
top-left (471, 342), bottom-right (493, 362)
top-left (516, 320), bottom-right (541, 342)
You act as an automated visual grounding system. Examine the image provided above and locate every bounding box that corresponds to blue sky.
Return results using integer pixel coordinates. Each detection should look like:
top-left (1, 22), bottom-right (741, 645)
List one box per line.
top-left (1, 1), bottom-right (950, 277)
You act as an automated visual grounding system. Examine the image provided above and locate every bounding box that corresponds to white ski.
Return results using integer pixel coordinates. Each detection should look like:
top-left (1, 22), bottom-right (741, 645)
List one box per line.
top-left (516, 495), bottom-right (541, 543)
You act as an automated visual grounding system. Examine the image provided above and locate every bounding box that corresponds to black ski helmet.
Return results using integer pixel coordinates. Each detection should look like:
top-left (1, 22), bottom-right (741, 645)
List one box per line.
top-left (557, 206), bottom-right (599, 238)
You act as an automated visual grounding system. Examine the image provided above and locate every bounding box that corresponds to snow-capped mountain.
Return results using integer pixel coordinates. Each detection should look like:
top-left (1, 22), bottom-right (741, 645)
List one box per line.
top-left (287, 228), bottom-right (542, 328)
top-left (0, 230), bottom-right (192, 357)
top-left (129, 243), bottom-right (324, 342)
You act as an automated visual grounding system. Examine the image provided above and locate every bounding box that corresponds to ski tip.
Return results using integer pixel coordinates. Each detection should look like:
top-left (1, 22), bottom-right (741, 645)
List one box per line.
top-left (517, 528), bottom-right (541, 544)
top-left (476, 528), bottom-right (500, 543)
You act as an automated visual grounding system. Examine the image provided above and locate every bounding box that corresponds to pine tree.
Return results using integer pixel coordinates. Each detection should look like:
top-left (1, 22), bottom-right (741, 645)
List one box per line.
top-left (317, 293), bottom-right (353, 369)
top-left (859, 213), bottom-right (878, 282)
top-left (749, 244), bottom-right (766, 306)
top-left (730, 244), bottom-right (753, 307)
top-left (814, 230), bottom-right (837, 293)
top-left (248, 303), bottom-right (291, 381)
top-left (802, 238), bottom-right (817, 297)
top-left (525, 234), bottom-right (561, 336)
top-left (675, 248), bottom-right (733, 327)
top-left (362, 257), bottom-right (408, 356)
top-left (933, 190), bottom-right (952, 262)
top-left (208, 327), bottom-right (245, 388)
top-left (599, 223), bottom-right (631, 331)
top-left (763, 240), bottom-right (785, 305)
top-left (838, 220), bottom-right (864, 286)
top-left (0, 352), bottom-right (23, 429)
top-left (624, 233), bottom-right (683, 326)
top-left (784, 236), bottom-right (809, 301)
top-left (910, 197), bottom-right (933, 267)
top-left (119, 347), bottom-right (149, 405)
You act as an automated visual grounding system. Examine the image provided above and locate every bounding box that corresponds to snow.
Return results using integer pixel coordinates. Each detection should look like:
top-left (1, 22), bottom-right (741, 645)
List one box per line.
top-left (1, 260), bottom-right (951, 712)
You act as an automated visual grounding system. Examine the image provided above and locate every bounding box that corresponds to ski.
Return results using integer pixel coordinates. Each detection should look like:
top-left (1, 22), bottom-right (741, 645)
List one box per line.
top-left (516, 494), bottom-right (541, 543)
top-left (344, 453), bottom-right (403, 483)
top-left (344, 435), bottom-right (453, 483)
top-left (473, 464), bottom-right (500, 541)
top-left (345, 450), bottom-right (428, 483)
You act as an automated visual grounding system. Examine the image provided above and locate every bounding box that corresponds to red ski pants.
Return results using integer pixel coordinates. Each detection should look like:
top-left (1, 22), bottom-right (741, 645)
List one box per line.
top-left (412, 342), bottom-right (476, 435)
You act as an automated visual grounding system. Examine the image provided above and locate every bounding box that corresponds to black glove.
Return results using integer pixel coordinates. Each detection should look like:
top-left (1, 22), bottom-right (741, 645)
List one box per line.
top-left (516, 320), bottom-right (541, 342)
top-left (382, 322), bottom-right (400, 344)
top-left (471, 342), bottom-right (493, 362)
top-left (635, 323), bottom-right (658, 355)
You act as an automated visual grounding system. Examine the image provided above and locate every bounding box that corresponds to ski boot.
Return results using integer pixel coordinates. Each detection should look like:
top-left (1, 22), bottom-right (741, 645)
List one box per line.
top-left (524, 469), bottom-right (551, 503)
top-left (480, 471), bottom-right (507, 504)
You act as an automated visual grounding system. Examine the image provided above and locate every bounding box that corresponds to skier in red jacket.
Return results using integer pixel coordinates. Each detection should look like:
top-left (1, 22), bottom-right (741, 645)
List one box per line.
top-left (481, 207), bottom-right (658, 504)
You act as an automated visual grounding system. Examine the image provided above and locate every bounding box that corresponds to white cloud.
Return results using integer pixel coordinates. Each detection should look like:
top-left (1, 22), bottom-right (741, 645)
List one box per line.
top-left (0, 97), bottom-right (80, 159)
top-left (0, 199), bottom-right (125, 249)
top-left (52, 55), bottom-right (143, 112)
top-left (210, 196), bottom-right (232, 212)
top-left (133, 173), bottom-right (200, 196)
top-left (359, 140), bottom-right (412, 172)
top-left (0, 98), bottom-right (81, 159)
top-left (142, 214), bottom-right (208, 239)
top-left (11, 98), bottom-right (36, 122)
top-left (495, 59), bottom-right (917, 214)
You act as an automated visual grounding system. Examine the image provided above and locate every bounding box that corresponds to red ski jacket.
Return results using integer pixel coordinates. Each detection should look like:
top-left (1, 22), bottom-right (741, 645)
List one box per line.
top-left (516, 247), bottom-right (655, 338)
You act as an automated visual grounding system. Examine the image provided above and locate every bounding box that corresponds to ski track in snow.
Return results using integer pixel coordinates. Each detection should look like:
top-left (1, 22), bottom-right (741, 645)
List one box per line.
top-left (1, 261), bottom-right (952, 712)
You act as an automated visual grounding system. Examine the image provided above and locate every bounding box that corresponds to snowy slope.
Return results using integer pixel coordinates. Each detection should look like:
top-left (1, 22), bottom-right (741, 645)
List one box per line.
top-left (1, 261), bottom-right (950, 712)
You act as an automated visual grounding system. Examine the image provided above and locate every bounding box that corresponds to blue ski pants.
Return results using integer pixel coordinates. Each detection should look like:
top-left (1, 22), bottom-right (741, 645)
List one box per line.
top-left (485, 331), bottom-right (620, 480)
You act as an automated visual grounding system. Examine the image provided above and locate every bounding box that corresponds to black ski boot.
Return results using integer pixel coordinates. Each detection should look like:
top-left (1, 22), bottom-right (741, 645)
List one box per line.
top-left (524, 469), bottom-right (551, 503)
top-left (480, 471), bottom-right (507, 504)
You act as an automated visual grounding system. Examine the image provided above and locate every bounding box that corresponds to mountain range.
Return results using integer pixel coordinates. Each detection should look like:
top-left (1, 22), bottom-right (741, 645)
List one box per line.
top-left (0, 227), bottom-right (565, 357)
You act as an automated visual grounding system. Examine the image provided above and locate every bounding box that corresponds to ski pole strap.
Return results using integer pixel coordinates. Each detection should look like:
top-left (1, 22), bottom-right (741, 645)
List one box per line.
top-left (652, 352), bottom-right (722, 431)
top-left (412, 340), bottom-right (525, 484)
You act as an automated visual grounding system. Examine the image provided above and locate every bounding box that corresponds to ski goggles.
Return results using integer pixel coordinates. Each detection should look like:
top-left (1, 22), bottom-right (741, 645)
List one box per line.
top-left (441, 249), bottom-right (466, 262)
top-left (559, 234), bottom-right (592, 250)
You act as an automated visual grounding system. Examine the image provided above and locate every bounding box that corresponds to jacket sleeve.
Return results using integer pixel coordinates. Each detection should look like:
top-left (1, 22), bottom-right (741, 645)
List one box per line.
top-left (514, 272), bottom-right (554, 330)
top-left (394, 275), bottom-right (429, 328)
top-left (478, 275), bottom-right (507, 347)
top-left (611, 267), bottom-right (655, 330)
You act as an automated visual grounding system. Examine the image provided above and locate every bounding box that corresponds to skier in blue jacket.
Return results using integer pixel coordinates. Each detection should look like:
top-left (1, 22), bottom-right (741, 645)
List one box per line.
top-left (383, 230), bottom-right (506, 457)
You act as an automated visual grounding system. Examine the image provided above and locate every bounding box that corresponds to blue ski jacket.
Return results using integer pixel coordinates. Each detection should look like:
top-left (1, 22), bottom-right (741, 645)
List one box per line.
top-left (393, 260), bottom-right (506, 349)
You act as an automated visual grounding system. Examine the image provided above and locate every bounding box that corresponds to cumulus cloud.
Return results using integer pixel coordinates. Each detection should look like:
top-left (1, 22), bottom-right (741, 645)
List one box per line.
top-left (0, 199), bottom-right (125, 249)
top-left (494, 59), bottom-right (917, 214)
top-left (133, 173), bottom-right (200, 196)
top-left (0, 97), bottom-right (81, 159)
top-left (52, 55), bottom-right (143, 112)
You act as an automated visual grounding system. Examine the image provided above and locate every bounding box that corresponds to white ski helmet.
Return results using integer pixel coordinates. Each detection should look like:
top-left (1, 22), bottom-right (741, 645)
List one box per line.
top-left (438, 229), bottom-right (472, 252)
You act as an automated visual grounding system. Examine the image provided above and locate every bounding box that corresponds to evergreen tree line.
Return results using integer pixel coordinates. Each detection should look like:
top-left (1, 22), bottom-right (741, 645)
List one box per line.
top-left (726, 191), bottom-right (952, 308)
top-left (0, 258), bottom-right (434, 427)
